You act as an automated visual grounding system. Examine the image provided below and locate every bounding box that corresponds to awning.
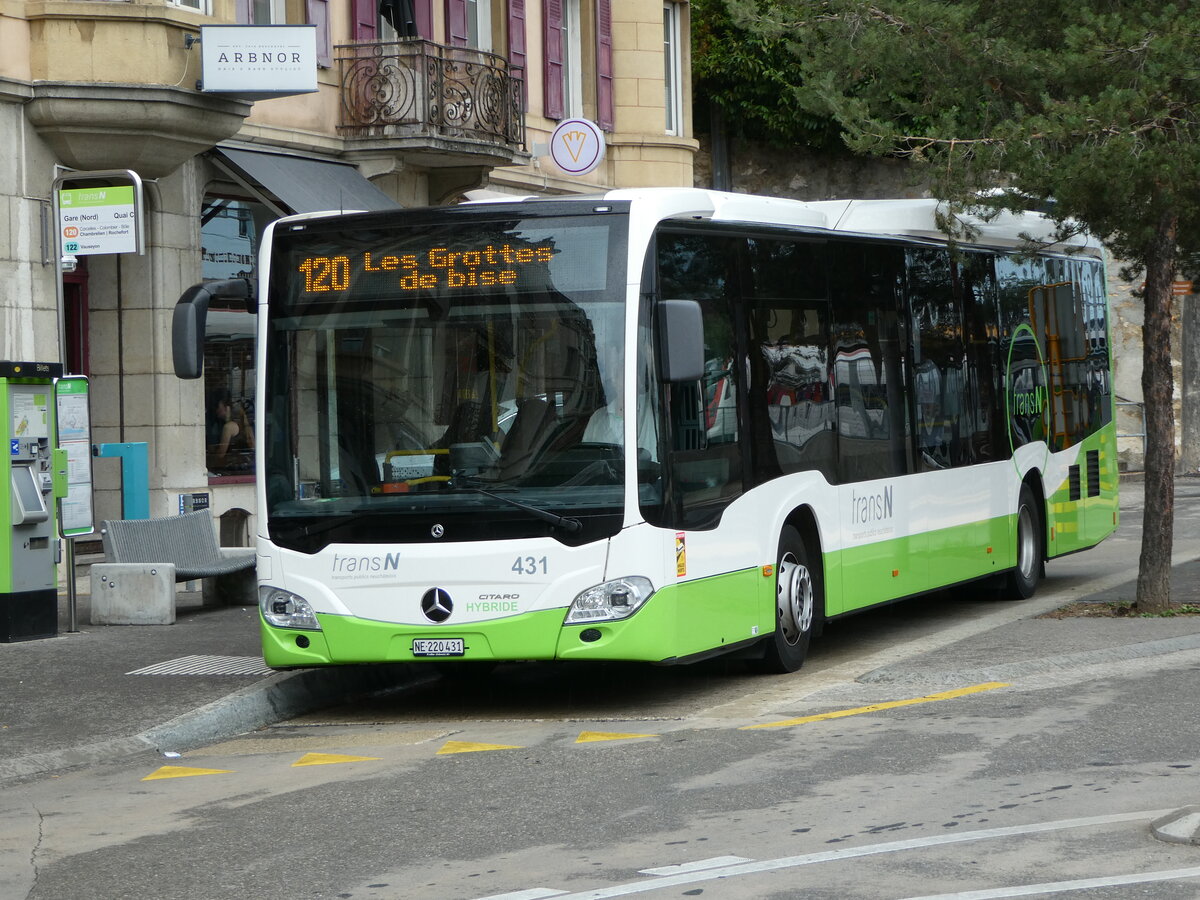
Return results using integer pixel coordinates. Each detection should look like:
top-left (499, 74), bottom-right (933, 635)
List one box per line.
top-left (211, 146), bottom-right (401, 215)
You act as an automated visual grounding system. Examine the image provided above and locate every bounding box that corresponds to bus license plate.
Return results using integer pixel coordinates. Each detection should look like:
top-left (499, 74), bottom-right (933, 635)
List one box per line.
top-left (412, 638), bottom-right (464, 657)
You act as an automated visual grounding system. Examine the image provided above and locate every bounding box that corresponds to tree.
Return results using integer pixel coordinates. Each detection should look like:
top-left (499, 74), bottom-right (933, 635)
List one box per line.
top-left (723, 0), bottom-right (1200, 612)
top-left (691, 0), bottom-right (841, 149)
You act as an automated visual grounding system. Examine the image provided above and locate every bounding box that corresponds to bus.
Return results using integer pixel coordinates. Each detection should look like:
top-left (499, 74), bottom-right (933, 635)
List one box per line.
top-left (172, 188), bottom-right (1118, 673)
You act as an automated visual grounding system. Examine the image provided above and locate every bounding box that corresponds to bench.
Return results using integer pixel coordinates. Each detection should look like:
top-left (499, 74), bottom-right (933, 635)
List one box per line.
top-left (90, 509), bottom-right (256, 625)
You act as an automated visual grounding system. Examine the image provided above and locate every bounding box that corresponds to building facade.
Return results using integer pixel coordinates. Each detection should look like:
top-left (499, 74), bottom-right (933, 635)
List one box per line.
top-left (0, 0), bottom-right (695, 540)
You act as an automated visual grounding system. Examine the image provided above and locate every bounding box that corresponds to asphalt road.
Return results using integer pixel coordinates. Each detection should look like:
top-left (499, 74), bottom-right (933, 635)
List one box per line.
top-left (3, 476), bottom-right (1200, 899)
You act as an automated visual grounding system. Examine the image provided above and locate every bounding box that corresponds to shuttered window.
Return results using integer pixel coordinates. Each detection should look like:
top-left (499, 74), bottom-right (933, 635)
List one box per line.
top-left (351, 0), bottom-right (376, 41)
top-left (307, 0), bottom-right (331, 67)
top-left (596, 0), bottom-right (613, 130)
top-left (447, 0), bottom-right (469, 46)
top-left (543, 0), bottom-right (565, 119)
top-left (509, 0), bottom-right (528, 102)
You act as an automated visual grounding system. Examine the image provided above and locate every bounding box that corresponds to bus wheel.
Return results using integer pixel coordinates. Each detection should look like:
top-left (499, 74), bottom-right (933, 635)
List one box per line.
top-left (1004, 484), bottom-right (1043, 600)
top-left (752, 525), bottom-right (818, 674)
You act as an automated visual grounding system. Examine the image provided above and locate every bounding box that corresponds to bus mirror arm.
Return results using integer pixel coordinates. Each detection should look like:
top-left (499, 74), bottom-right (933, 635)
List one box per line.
top-left (171, 278), bottom-right (253, 379)
top-left (657, 299), bottom-right (705, 383)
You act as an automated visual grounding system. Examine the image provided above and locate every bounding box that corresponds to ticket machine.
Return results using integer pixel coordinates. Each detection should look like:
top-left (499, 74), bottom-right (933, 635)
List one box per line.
top-left (2, 361), bottom-right (66, 641)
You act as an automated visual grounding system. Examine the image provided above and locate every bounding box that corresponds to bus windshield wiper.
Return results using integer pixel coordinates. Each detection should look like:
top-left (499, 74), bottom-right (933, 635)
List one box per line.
top-left (462, 485), bottom-right (583, 535)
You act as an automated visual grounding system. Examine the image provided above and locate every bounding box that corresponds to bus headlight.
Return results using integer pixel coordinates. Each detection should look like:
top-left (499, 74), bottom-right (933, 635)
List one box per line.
top-left (565, 576), bottom-right (654, 624)
top-left (259, 586), bottom-right (321, 630)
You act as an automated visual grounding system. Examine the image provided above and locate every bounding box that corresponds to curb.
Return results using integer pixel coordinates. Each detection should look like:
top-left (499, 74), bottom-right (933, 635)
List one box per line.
top-left (139, 662), bottom-right (422, 752)
top-left (0, 663), bottom-right (427, 784)
top-left (1151, 806), bottom-right (1200, 845)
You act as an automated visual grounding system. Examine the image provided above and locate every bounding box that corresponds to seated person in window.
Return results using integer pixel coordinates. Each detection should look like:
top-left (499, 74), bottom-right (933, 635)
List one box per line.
top-left (207, 388), bottom-right (253, 474)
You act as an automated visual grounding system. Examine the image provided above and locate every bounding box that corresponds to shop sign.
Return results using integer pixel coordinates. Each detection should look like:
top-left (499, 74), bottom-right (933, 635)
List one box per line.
top-left (549, 118), bottom-right (606, 176)
top-left (200, 25), bottom-right (317, 95)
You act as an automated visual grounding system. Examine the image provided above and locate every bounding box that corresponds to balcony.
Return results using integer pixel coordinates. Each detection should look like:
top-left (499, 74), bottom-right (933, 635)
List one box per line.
top-left (337, 40), bottom-right (526, 169)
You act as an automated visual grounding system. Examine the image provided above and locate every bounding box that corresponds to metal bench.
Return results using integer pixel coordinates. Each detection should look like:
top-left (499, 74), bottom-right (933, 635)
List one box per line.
top-left (90, 509), bottom-right (256, 625)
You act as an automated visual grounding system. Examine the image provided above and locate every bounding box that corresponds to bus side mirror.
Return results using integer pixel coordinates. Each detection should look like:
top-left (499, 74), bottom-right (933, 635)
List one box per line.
top-left (657, 299), bottom-right (705, 383)
top-left (171, 278), bottom-right (253, 379)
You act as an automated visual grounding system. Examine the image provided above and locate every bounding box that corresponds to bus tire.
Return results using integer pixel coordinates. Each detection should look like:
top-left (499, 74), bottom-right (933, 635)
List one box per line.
top-left (1004, 483), bottom-right (1043, 600)
top-left (752, 525), bottom-right (819, 674)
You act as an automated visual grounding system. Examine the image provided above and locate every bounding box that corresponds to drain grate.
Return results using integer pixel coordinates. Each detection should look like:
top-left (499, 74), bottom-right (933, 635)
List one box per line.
top-left (127, 655), bottom-right (274, 677)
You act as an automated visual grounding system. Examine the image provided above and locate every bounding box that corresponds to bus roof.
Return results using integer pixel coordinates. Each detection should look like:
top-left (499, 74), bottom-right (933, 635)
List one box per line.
top-left (466, 187), bottom-right (1103, 258)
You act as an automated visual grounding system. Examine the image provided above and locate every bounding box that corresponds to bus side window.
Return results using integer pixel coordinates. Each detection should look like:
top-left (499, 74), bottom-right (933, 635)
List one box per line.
top-left (744, 237), bottom-right (835, 484)
top-left (996, 255), bottom-right (1051, 451)
top-left (960, 252), bottom-right (1000, 464)
top-left (829, 243), bottom-right (910, 482)
top-left (908, 247), bottom-right (966, 471)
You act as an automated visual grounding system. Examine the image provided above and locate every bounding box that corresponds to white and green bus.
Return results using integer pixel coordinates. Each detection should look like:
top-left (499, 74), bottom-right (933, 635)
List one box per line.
top-left (174, 188), bottom-right (1118, 673)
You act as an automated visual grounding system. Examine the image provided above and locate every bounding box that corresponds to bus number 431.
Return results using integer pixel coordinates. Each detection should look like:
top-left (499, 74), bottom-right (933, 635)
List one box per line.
top-left (512, 556), bottom-right (549, 576)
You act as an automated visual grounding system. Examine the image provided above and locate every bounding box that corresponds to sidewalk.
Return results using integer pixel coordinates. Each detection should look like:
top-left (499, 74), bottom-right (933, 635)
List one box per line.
top-left (0, 582), bottom-right (410, 784)
top-left (3, 476), bottom-right (1200, 785)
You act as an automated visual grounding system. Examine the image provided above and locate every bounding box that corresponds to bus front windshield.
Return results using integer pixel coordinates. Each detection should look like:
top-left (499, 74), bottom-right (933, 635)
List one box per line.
top-left (263, 207), bottom-right (629, 551)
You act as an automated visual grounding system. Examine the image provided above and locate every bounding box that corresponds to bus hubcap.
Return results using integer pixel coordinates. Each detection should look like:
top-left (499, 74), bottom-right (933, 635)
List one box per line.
top-left (1017, 506), bottom-right (1035, 579)
top-left (778, 552), bottom-right (813, 646)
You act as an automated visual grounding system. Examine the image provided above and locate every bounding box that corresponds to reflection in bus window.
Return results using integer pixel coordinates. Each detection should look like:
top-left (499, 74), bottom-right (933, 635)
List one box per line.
top-left (746, 237), bottom-right (835, 483)
top-left (829, 243), bottom-right (909, 481)
top-left (908, 248), bottom-right (966, 470)
top-left (656, 231), bottom-right (743, 527)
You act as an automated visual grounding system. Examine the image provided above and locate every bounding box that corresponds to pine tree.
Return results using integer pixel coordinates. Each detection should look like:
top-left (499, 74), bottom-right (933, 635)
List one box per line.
top-left (723, 0), bottom-right (1200, 611)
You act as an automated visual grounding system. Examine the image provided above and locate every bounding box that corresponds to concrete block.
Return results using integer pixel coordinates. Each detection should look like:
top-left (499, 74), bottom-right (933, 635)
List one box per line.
top-left (202, 564), bottom-right (257, 608)
top-left (90, 563), bottom-right (176, 625)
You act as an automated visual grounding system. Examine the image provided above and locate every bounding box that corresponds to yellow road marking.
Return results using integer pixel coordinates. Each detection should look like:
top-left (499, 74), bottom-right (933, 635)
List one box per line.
top-left (142, 765), bottom-right (234, 781)
top-left (739, 681), bottom-right (1011, 730)
top-left (140, 684), bottom-right (1010, 778)
top-left (292, 752), bottom-right (382, 767)
top-left (436, 740), bottom-right (523, 755)
top-left (576, 730), bottom-right (658, 743)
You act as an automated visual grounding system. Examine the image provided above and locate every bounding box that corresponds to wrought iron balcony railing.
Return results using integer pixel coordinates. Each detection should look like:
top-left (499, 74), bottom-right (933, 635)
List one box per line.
top-left (337, 40), bottom-right (525, 151)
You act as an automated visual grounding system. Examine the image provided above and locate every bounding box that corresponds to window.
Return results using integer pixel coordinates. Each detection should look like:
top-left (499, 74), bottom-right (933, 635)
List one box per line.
top-left (443, 0), bottom-right (492, 47)
top-left (239, 0), bottom-right (332, 66)
top-left (994, 255), bottom-right (1050, 452)
top-left (170, 0), bottom-right (211, 13)
top-left (251, 0), bottom-right (286, 23)
top-left (663, 3), bottom-right (683, 135)
top-left (907, 248), bottom-right (966, 470)
top-left (542, 0), bottom-right (612, 127)
top-left (467, 0), bottom-right (492, 50)
top-left (561, 0), bottom-right (583, 116)
top-left (958, 252), bottom-right (1001, 463)
top-left (827, 242), bottom-right (910, 482)
top-left (745, 238), bottom-right (836, 484)
top-left (201, 197), bottom-right (269, 478)
top-left (655, 231), bottom-right (744, 528)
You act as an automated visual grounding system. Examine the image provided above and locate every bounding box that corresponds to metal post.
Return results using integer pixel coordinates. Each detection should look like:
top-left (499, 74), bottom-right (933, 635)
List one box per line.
top-left (52, 186), bottom-right (79, 633)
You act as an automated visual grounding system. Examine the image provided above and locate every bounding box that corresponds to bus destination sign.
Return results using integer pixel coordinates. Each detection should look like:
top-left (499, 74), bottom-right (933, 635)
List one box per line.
top-left (297, 243), bottom-right (555, 295)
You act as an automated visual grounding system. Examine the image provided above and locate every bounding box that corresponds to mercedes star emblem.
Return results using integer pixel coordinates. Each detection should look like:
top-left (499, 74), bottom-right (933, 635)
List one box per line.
top-left (421, 587), bottom-right (453, 623)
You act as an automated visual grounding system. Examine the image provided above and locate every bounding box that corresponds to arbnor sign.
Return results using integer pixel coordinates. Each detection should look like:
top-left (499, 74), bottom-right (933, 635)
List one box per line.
top-left (200, 25), bottom-right (317, 97)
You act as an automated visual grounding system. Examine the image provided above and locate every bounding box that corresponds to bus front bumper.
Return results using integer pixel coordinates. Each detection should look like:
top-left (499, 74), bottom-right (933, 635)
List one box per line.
top-left (259, 600), bottom-right (692, 668)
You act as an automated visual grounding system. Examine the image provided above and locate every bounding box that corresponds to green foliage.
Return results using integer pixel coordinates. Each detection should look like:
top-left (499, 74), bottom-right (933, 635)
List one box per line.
top-left (1136, 604), bottom-right (1200, 617)
top-left (690, 0), bottom-right (843, 150)
top-left (722, 0), bottom-right (1200, 263)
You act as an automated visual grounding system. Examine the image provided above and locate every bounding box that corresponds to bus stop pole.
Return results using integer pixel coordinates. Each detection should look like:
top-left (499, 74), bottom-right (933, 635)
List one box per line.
top-left (54, 232), bottom-right (80, 633)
